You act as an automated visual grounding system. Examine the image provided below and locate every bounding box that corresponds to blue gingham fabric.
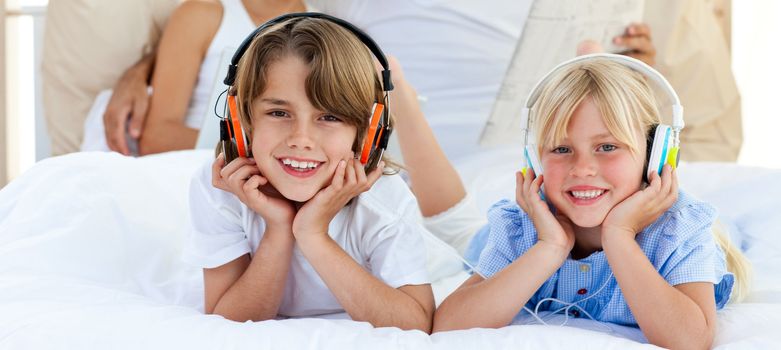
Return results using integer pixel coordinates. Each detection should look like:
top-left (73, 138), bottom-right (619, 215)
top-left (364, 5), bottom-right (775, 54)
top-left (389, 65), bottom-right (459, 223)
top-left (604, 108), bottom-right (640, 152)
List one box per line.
top-left (473, 190), bottom-right (734, 327)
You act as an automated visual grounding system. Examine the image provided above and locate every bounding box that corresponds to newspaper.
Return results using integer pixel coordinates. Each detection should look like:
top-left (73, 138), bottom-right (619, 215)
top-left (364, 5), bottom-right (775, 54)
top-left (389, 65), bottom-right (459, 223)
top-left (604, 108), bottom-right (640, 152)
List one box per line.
top-left (479, 0), bottom-right (645, 146)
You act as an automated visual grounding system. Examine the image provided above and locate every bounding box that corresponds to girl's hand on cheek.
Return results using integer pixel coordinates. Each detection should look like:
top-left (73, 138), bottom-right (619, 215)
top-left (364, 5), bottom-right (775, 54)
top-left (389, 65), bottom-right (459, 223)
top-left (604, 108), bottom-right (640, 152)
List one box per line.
top-left (516, 170), bottom-right (575, 254)
top-left (293, 159), bottom-right (384, 243)
top-left (602, 165), bottom-right (678, 241)
top-left (212, 153), bottom-right (296, 228)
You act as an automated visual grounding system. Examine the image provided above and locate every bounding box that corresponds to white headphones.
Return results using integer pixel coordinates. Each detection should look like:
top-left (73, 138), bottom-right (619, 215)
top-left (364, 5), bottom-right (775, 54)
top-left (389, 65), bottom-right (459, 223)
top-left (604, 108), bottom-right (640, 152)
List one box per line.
top-left (520, 53), bottom-right (685, 183)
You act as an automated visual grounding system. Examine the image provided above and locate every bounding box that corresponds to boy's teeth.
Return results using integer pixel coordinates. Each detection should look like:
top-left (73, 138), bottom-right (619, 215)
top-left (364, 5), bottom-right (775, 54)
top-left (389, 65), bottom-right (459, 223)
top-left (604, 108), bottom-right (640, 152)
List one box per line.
top-left (571, 190), bottom-right (605, 199)
top-left (282, 158), bottom-right (318, 170)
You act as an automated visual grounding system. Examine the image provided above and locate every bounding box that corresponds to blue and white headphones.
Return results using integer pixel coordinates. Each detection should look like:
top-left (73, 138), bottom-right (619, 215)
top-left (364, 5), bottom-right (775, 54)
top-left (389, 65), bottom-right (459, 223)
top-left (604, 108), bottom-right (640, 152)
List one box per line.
top-left (520, 53), bottom-right (685, 183)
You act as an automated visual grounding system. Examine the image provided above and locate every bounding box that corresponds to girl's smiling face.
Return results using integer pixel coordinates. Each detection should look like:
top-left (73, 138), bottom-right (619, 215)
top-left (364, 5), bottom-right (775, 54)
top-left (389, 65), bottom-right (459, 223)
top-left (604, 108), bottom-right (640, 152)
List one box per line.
top-left (250, 55), bottom-right (357, 202)
top-left (541, 96), bottom-right (646, 229)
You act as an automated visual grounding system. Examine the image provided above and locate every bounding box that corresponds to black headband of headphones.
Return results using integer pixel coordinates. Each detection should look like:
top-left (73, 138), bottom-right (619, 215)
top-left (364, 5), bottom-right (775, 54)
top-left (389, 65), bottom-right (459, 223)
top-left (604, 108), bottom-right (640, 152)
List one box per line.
top-left (223, 12), bottom-right (394, 93)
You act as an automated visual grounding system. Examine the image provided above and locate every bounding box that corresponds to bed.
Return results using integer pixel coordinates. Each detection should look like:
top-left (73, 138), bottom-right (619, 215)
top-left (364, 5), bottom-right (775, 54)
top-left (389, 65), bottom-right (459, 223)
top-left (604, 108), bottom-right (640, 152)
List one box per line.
top-left (1, 149), bottom-right (779, 349)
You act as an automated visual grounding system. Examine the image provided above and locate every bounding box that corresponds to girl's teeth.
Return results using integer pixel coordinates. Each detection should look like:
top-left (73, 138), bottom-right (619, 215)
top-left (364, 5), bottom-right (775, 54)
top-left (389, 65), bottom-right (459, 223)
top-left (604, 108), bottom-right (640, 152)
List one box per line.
top-left (571, 190), bottom-right (604, 199)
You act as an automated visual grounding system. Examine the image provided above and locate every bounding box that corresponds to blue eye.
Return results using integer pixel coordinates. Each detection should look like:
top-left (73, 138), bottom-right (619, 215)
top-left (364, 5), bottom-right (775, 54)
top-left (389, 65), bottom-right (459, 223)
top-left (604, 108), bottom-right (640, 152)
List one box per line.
top-left (599, 144), bottom-right (617, 152)
top-left (552, 146), bottom-right (570, 154)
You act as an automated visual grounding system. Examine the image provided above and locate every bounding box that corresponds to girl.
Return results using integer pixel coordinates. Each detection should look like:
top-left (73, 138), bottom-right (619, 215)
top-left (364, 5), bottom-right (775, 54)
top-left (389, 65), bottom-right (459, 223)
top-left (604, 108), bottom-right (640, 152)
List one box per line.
top-left (432, 57), bottom-right (749, 348)
top-left (183, 16), bottom-right (435, 332)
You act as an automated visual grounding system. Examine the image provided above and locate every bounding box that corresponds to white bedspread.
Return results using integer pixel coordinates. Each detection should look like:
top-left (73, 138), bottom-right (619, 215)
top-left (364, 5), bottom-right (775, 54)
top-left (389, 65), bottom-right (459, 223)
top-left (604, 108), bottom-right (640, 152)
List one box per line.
top-left (1, 150), bottom-right (780, 349)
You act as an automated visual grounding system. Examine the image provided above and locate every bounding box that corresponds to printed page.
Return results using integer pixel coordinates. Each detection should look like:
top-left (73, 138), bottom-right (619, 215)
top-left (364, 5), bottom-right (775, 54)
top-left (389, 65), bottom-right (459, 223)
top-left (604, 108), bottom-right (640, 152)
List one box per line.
top-left (479, 0), bottom-right (645, 146)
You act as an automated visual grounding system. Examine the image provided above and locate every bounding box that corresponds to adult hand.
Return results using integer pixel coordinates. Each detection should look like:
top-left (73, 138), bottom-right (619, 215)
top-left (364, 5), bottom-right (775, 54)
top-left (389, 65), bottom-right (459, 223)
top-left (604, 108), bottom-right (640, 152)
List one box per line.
top-left (292, 159), bottom-right (384, 241)
top-left (212, 154), bottom-right (296, 227)
top-left (515, 170), bottom-right (575, 253)
top-left (602, 165), bottom-right (678, 241)
top-left (103, 62), bottom-right (152, 155)
top-left (576, 40), bottom-right (604, 56)
top-left (613, 23), bottom-right (656, 66)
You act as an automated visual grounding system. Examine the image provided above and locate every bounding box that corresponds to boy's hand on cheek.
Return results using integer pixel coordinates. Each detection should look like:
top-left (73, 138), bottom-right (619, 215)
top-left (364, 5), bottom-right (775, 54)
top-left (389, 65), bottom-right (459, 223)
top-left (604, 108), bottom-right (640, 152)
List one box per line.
top-left (515, 170), bottom-right (575, 255)
top-left (602, 165), bottom-right (678, 242)
top-left (212, 154), bottom-right (296, 228)
top-left (293, 159), bottom-right (384, 244)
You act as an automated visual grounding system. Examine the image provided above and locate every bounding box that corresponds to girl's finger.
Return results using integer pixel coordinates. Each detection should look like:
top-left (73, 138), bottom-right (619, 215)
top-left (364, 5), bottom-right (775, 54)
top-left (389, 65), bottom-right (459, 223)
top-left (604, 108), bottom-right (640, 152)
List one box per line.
top-left (521, 168), bottom-right (535, 197)
top-left (515, 171), bottom-right (524, 203)
top-left (529, 174), bottom-right (544, 202)
top-left (665, 167), bottom-right (679, 208)
top-left (646, 169), bottom-right (662, 193)
top-left (660, 164), bottom-right (673, 196)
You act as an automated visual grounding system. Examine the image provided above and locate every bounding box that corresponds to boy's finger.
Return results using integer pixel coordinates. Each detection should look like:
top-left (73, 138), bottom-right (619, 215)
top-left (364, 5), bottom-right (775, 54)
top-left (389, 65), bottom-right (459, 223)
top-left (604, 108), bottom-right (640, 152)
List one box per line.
top-left (354, 158), bottom-right (367, 183)
top-left (345, 159), bottom-right (358, 186)
top-left (331, 160), bottom-right (347, 189)
top-left (365, 161), bottom-right (384, 190)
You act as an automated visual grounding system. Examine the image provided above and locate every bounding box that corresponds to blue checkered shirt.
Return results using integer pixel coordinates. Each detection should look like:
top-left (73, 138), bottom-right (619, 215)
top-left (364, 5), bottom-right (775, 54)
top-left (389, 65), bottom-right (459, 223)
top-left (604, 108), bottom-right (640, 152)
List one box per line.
top-left (473, 190), bottom-right (734, 327)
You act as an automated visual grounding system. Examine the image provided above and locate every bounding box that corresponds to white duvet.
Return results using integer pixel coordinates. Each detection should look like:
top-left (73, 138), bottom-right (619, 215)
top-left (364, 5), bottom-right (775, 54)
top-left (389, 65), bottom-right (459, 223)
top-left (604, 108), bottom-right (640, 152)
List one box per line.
top-left (1, 150), bottom-right (780, 349)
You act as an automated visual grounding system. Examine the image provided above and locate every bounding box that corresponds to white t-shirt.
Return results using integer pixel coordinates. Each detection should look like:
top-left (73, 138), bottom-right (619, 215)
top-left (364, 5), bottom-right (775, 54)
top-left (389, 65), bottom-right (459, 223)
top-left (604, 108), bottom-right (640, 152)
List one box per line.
top-left (310, 0), bottom-right (533, 159)
top-left (183, 160), bottom-right (431, 317)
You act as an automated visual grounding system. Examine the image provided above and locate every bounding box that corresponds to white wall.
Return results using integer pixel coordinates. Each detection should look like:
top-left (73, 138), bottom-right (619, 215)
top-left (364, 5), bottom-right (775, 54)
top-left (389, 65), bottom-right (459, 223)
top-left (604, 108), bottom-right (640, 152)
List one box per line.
top-left (733, 1), bottom-right (781, 169)
top-left (2, 1), bottom-right (47, 187)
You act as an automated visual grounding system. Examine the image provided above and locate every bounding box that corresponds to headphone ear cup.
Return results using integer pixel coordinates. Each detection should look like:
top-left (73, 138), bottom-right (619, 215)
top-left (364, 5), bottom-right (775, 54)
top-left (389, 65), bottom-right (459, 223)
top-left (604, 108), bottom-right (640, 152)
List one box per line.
top-left (644, 125), bottom-right (657, 183)
top-left (523, 144), bottom-right (543, 178)
top-left (220, 118), bottom-right (239, 163)
top-left (360, 103), bottom-right (385, 166)
top-left (645, 124), bottom-right (674, 183)
top-left (227, 95), bottom-right (249, 158)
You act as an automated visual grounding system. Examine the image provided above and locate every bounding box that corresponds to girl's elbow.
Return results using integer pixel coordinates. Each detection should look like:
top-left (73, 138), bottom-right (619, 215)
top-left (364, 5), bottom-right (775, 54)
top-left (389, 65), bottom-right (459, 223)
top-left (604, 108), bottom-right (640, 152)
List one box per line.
top-left (411, 318), bottom-right (433, 334)
top-left (649, 326), bottom-right (714, 350)
top-left (432, 310), bottom-right (459, 333)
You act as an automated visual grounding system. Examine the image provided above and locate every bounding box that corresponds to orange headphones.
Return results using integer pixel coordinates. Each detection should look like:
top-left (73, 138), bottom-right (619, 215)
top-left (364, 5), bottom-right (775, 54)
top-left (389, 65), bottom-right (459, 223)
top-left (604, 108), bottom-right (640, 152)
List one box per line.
top-left (219, 13), bottom-right (393, 172)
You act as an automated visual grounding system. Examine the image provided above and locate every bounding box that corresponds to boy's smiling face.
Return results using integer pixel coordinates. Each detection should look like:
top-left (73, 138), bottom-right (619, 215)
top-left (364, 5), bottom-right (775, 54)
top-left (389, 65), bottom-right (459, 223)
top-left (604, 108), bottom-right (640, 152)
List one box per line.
top-left (540, 96), bottom-right (646, 228)
top-left (250, 55), bottom-right (357, 202)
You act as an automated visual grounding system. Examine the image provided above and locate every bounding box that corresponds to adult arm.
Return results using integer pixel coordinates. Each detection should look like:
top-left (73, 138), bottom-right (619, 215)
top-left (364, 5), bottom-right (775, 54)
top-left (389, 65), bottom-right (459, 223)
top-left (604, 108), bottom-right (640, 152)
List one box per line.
top-left (388, 57), bottom-right (466, 217)
top-left (137, 1), bottom-right (222, 155)
top-left (103, 51), bottom-right (155, 155)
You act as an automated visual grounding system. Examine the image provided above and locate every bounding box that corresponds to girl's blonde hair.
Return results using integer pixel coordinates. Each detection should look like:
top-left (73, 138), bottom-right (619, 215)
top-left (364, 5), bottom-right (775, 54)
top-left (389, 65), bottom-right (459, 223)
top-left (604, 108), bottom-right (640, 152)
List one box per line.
top-left (532, 58), bottom-right (751, 302)
top-left (232, 17), bottom-right (398, 171)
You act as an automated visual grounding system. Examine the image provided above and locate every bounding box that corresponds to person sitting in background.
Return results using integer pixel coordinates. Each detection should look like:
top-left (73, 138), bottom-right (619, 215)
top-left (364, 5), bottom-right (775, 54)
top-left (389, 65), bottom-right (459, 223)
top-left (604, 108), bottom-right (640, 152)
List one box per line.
top-left (80, 0), bottom-right (310, 155)
top-left (308, 0), bottom-right (742, 162)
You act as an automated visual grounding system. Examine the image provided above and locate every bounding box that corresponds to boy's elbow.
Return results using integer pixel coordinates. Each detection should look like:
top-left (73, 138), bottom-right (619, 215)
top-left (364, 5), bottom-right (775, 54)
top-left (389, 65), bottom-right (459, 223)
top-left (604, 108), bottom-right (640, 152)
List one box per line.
top-left (400, 307), bottom-right (434, 334)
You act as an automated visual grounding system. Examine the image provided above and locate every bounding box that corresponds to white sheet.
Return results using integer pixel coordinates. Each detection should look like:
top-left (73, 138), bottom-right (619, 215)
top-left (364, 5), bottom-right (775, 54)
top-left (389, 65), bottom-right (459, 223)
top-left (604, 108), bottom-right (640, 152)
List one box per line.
top-left (1, 149), bottom-right (780, 349)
